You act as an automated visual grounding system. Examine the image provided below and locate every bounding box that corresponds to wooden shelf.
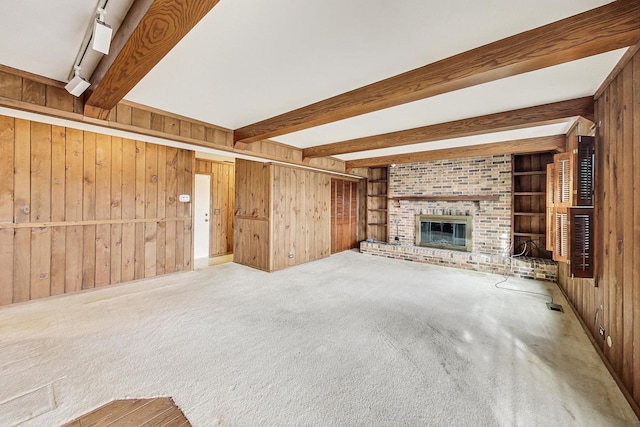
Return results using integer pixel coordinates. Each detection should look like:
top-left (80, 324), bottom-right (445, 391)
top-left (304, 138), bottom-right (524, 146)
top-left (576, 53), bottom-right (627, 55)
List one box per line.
top-left (513, 171), bottom-right (546, 176)
top-left (511, 152), bottom-right (554, 259)
top-left (367, 166), bottom-right (389, 242)
top-left (389, 195), bottom-right (499, 202)
top-left (513, 232), bottom-right (545, 237)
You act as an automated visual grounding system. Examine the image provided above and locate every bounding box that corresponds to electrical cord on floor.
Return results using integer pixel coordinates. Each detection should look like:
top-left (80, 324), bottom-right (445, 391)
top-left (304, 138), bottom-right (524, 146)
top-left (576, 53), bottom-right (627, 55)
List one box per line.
top-left (493, 240), bottom-right (554, 304)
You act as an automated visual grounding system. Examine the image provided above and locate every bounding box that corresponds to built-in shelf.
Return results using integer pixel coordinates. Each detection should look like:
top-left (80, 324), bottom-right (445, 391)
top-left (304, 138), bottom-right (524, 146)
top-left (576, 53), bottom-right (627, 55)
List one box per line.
top-left (512, 152), bottom-right (554, 259)
top-left (514, 232), bottom-right (546, 237)
top-left (389, 195), bottom-right (499, 202)
top-left (367, 166), bottom-right (389, 241)
top-left (513, 171), bottom-right (546, 176)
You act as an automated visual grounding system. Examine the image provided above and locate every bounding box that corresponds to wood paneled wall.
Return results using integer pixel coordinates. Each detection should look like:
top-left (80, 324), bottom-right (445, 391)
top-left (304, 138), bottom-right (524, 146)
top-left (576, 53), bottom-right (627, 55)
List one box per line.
top-left (558, 49), bottom-right (640, 416)
top-left (0, 66), bottom-right (349, 175)
top-left (234, 160), bottom-right (270, 271)
top-left (0, 115), bottom-right (194, 305)
top-left (234, 159), bottom-right (332, 272)
top-left (271, 165), bottom-right (331, 271)
top-left (195, 159), bottom-right (235, 256)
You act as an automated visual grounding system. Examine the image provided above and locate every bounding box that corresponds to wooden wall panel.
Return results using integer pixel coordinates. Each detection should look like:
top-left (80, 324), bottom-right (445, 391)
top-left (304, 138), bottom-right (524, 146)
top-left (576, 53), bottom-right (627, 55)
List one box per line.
top-left (234, 159), bottom-right (270, 219)
top-left (165, 148), bottom-right (178, 273)
top-left (234, 160), bottom-right (332, 272)
top-left (51, 127), bottom-right (66, 295)
top-left (560, 49), bottom-right (640, 416)
top-left (270, 164), bottom-right (331, 271)
top-left (1, 66), bottom-right (349, 175)
top-left (0, 116), bottom-right (14, 305)
top-left (234, 218), bottom-right (269, 271)
top-left (0, 115), bottom-right (194, 306)
top-left (234, 159), bottom-right (270, 270)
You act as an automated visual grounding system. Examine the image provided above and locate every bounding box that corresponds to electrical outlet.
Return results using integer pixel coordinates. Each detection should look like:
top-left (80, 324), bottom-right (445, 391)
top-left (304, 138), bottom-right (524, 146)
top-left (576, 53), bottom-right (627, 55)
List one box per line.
top-left (599, 326), bottom-right (605, 339)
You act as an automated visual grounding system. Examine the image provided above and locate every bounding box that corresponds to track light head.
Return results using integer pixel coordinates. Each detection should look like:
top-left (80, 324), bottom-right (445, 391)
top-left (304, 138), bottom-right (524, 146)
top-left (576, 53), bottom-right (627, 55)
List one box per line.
top-left (64, 66), bottom-right (91, 97)
top-left (92, 7), bottom-right (112, 54)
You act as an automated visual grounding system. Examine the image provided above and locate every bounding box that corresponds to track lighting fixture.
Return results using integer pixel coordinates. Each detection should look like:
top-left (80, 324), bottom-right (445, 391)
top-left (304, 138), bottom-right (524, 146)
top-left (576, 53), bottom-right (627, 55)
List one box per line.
top-left (93, 7), bottom-right (112, 54)
top-left (64, 66), bottom-right (91, 97)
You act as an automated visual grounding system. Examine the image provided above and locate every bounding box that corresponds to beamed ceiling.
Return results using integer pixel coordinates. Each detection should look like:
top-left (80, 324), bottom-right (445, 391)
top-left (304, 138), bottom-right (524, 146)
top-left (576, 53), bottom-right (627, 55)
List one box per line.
top-left (0, 0), bottom-right (639, 167)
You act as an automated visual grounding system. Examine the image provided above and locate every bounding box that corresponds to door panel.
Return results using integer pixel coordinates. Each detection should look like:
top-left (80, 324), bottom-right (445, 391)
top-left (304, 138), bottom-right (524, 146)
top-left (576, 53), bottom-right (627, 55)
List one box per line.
top-left (194, 174), bottom-right (211, 259)
top-left (331, 179), bottom-right (358, 254)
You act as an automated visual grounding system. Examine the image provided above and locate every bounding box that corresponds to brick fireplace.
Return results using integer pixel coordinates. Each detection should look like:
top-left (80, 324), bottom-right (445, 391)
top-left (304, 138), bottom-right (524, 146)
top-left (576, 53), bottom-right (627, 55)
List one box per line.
top-left (360, 154), bottom-right (557, 281)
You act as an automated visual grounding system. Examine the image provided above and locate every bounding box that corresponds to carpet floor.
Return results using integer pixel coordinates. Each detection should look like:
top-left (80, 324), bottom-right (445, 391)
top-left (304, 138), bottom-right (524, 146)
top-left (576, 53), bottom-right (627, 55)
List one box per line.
top-left (0, 251), bottom-right (637, 426)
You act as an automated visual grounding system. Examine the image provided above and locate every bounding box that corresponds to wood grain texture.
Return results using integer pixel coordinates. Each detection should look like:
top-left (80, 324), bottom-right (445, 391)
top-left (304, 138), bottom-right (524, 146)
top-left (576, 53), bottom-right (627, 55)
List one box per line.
top-left (235, 1), bottom-right (640, 143)
top-left (0, 116), bottom-right (14, 304)
top-left (558, 47), bottom-right (640, 418)
top-left (234, 160), bottom-right (332, 271)
top-left (304, 97), bottom-right (593, 158)
top-left (0, 116), bottom-right (14, 222)
top-left (61, 397), bottom-right (191, 427)
top-left (1, 66), bottom-right (349, 175)
top-left (345, 135), bottom-right (565, 169)
top-left (85, 0), bottom-right (221, 116)
top-left (0, 115), bottom-right (194, 306)
top-left (632, 46), bottom-right (640, 409)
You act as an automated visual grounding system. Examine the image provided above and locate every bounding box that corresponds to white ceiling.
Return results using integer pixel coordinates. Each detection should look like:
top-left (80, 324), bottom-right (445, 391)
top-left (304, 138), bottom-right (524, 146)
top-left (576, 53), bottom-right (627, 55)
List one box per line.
top-left (0, 0), bottom-right (628, 163)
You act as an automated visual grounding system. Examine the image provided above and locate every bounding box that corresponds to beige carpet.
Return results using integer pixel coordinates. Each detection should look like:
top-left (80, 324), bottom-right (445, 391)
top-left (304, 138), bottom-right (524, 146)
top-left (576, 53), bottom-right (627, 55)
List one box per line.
top-left (0, 251), bottom-right (637, 426)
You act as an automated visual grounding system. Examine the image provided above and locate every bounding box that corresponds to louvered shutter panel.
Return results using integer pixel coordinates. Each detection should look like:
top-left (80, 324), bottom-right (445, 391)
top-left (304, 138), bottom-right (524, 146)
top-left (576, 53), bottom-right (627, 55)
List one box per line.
top-left (576, 136), bottom-right (595, 206)
top-left (550, 152), bottom-right (572, 262)
top-left (569, 207), bottom-right (594, 278)
top-left (553, 208), bottom-right (568, 262)
top-left (554, 152), bottom-right (573, 205)
top-left (546, 163), bottom-right (555, 251)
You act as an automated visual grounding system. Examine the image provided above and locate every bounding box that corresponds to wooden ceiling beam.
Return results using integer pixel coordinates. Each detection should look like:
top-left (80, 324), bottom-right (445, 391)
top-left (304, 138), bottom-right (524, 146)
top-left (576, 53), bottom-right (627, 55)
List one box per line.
top-left (344, 135), bottom-right (566, 169)
top-left (303, 97), bottom-right (592, 159)
top-left (84, 0), bottom-right (220, 119)
top-left (234, 0), bottom-right (640, 144)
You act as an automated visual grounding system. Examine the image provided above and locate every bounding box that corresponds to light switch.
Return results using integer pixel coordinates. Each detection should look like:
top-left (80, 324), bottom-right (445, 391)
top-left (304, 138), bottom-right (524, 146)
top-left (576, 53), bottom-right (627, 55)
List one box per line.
top-left (179, 194), bottom-right (190, 202)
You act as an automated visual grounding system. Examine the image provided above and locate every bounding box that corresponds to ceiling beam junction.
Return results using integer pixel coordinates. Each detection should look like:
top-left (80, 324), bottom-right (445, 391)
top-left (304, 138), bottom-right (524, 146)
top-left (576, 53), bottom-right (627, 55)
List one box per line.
top-left (302, 96), bottom-right (593, 159)
top-left (344, 135), bottom-right (566, 169)
top-left (84, 0), bottom-right (221, 119)
top-left (234, 0), bottom-right (640, 144)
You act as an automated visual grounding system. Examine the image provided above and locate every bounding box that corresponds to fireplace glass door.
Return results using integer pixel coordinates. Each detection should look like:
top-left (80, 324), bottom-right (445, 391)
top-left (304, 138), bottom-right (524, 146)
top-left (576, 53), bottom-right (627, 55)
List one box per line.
top-left (415, 215), bottom-right (472, 252)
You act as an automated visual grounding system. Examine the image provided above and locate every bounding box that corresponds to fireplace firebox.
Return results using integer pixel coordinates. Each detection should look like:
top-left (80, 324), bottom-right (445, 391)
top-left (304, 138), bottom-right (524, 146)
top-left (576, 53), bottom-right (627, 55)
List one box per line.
top-left (415, 215), bottom-right (473, 252)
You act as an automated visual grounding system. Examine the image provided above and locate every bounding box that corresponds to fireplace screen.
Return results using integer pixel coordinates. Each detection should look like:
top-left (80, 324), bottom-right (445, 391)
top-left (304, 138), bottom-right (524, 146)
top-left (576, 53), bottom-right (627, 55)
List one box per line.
top-left (416, 215), bottom-right (472, 252)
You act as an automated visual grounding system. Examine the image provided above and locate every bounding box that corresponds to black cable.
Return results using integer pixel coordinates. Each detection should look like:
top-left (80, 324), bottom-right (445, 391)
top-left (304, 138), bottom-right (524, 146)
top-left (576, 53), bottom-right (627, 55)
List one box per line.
top-left (494, 276), bottom-right (553, 304)
top-left (76, 0), bottom-right (110, 69)
top-left (493, 240), bottom-right (554, 304)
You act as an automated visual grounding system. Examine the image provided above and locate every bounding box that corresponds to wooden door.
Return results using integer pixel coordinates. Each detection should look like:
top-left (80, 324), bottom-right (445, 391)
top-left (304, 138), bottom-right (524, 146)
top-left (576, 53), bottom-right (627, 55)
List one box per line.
top-left (331, 179), bottom-right (358, 253)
